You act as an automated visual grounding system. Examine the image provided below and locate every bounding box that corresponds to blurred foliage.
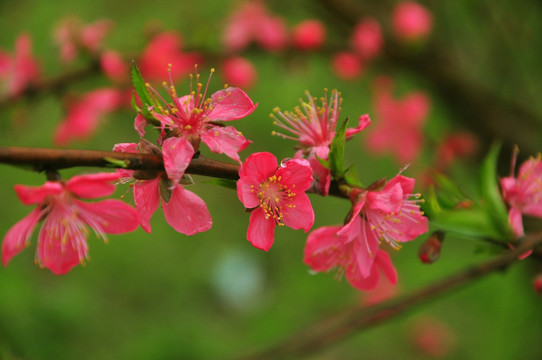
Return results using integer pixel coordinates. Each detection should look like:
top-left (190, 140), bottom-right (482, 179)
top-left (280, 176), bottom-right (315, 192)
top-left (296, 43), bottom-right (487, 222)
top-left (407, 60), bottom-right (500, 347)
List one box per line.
top-left (0, 1), bottom-right (541, 359)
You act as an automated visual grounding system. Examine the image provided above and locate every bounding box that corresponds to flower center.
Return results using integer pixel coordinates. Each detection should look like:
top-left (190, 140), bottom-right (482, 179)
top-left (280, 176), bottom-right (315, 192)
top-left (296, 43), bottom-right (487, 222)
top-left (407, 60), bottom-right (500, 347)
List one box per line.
top-left (255, 175), bottom-right (296, 225)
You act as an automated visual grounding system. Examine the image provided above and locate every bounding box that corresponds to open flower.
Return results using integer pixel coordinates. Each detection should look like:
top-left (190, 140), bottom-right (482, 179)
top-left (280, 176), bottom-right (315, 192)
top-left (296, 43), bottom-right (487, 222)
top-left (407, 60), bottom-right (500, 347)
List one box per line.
top-left (2, 173), bottom-right (138, 275)
top-left (139, 67), bottom-right (257, 163)
top-left (0, 33), bottom-right (40, 97)
top-left (500, 155), bottom-right (542, 237)
top-left (304, 174), bottom-right (427, 289)
top-left (237, 152), bottom-right (314, 251)
top-left (114, 137), bottom-right (212, 235)
top-left (272, 89), bottom-right (371, 195)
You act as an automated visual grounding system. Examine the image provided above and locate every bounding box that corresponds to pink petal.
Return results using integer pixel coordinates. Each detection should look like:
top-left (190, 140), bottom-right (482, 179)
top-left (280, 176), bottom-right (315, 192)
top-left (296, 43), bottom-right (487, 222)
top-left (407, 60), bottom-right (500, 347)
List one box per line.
top-left (201, 125), bottom-right (251, 162)
top-left (375, 250), bottom-right (398, 285)
top-left (346, 260), bottom-right (380, 291)
top-left (65, 172), bottom-right (121, 199)
top-left (247, 208), bottom-right (276, 251)
top-left (74, 199), bottom-right (139, 234)
top-left (134, 178), bottom-right (161, 233)
top-left (162, 137), bottom-right (194, 186)
top-left (15, 182), bottom-right (63, 205)
top-left (303, 225), bottom-right (345, 271)
top-left (282, 192), bottom-right (314, 232)
top-left (345, 113), bottom-right (371, 139)
top-left (162, 186), bottom-right (212, 235)
top-left (276, 158), bottom-right (313, 192)
top-left (509, 207), bottom-right (525, 237)
top-left (352, 218), bottom-right (380, 278)
top-left (113, 142), bottom-right (139, 153)
top-left (308, 154), bottom-right (331, 196)
top-left (2, 207), bottom-right (42, 266)
top-left (207, 87), bottom-right (257, 121)
top-left (134, 114), bottom-right (147, 137)
top-left (236, 178), bottom-right (260, 209)
top-left (393, 212), bottom-right (429, 242)
top-left (386, 174), bottom-right (416, 195)
top-left (239, 152), bottom-right (278, 183)
top-left (367, 182), bottom-right (404, 213)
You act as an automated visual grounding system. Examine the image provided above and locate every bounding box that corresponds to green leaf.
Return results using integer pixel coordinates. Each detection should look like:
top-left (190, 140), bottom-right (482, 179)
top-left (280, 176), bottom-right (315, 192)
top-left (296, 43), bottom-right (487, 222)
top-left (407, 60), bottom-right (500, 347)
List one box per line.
top-left (204, 178), bottom-right (238, 190)
top-left (343, 165), bottom-right (364, 188)
top-left (104, 157), bottom-right (128, 168)
top-left (315, 154), bottom-right (330, 170)
top-left (131, 61), bottom-right (154, 117)
top-left (480, 142), bottom-right (513, 239)
top-left (431, 208), bottom-right (504, 240)
top-left (329, 117), bottom-right (348, 179)
top-left (159, 177), bottom-right (173, 203)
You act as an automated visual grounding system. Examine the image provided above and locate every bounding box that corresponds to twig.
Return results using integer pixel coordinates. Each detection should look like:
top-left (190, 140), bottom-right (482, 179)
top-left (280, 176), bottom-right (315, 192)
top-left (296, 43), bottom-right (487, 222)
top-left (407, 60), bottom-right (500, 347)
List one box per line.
top-left (236, 231), bottom-right (542, 359)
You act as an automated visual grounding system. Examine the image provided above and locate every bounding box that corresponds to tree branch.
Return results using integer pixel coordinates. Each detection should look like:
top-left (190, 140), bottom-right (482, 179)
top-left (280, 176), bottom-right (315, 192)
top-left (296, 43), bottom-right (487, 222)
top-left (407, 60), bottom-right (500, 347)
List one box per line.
top-left (236, 231), bottom-right (542, 360)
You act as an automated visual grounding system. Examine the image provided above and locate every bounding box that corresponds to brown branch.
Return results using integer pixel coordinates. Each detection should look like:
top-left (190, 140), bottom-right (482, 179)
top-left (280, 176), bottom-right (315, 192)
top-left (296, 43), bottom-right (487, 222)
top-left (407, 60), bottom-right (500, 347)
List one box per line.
top-left (236, 231), bottom-right (542, 360)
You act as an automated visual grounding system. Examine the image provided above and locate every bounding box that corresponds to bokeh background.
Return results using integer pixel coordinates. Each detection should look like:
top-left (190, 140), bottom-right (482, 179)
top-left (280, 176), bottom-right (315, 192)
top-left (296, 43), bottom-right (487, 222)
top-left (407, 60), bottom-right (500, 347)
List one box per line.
top-left (0, 0), bottom-right (541, 359)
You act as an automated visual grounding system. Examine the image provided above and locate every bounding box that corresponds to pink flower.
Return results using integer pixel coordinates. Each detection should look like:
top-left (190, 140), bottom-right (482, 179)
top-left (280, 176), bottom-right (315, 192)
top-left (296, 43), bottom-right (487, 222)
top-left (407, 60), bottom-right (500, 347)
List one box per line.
top-left (237, 152), bottom-right (315, 251)
top-left (500, 155), bottom-right (542, 237)
top-left (222, 0), bottom-right (288, 52)
top-left (409, 317), bottom-right (456, 358)
top-left (141, 67), bottom-right (257, 162)
top-left (366, 77), bottom-right (430, 164)
top-left (350, 18), bottom-right (383, 60)
top-left (221, 56), bottom-right (258, 89)
top-left (54, 88), bottom-right (125, 146)
top-left (113, 138), bottom-right (212, 235)
top-left (331, 52), bottom-right (363, 80)
top-left (271, 89), bottom-right (371, 195)
top-left (100, 50), bottom-right (128, 84)
top-left (393, 1), bottom-right (433, 42)
top-left (292, 20), bottom-right (326, 51)
top-left (304, 174), bottom-right (428, 290)
top-left (2, 173), bottom-right (138, 275)
top-left (0, 33), bottom-right (40, 97)
top-left (434, 132), bottom-right (477, 171)
top-left (139, 32), bottom-right (203, 82)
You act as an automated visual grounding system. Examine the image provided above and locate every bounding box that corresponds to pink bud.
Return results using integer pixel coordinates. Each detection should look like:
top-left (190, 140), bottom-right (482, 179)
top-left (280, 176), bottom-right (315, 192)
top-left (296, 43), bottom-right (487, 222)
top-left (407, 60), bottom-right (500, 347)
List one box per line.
top-left (393, 1), bottom-right (433, 41)
top-left (100, 50), bottom-right (128, 84)
top-left (222, 57), bottom-right (257, 89)
top-left (292, 19), bottom-right (326, 50)
top-left (331, 52), bottom-right (363, 80)
top-left (350, 18), bottom-right (383, 60)
top-left (419, 231), bottom-right (444, 264)
top-left (257, 16), bottom-right (288, 51)
top-left (534, 274), bottom-right (542, 294)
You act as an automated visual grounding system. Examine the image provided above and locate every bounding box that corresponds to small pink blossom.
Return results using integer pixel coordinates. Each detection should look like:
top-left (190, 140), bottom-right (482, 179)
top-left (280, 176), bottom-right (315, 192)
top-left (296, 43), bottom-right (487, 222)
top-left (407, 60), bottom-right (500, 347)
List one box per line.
top-left (350, 18), bottom-right (383, 60)
top-left (409, 317), bottom-right (456, 358)
top-left (304, 174), bottom-right (428, 290)
top-left (292, 20), bottom-right (326, 51)
top-left (0, 33), bottom-right (40, 97)
top-left (366, 77), bottom-right (430, 164)
top-left (114, 138), bottom-right (212, 235)
top-left (100, 50), bottom-right (128, 84)
top-left (54, 88), bottom-right (125, 146)
top-left (2, 173), bottom-right (138, 275)
top-left (393, 1), bottom-right (433, 42)
top-left (331, 52), bottom-right (363, 80)
top-left (222, 0), bottom-right (288, 52)
top-left (434, 132), bottom-right (478, 171)
top-left (221, 56), bottom-right (258, 89)
top-left (237, 152), bottom-right (315, 251)
top-left (271, 89), bottom-right (371, 195)
top-left (500, 155), bottom-right (542, 237)
top-left (141, 67), bottom-right (257, 162)
top-left (139, 32), bottom-right (203, 82)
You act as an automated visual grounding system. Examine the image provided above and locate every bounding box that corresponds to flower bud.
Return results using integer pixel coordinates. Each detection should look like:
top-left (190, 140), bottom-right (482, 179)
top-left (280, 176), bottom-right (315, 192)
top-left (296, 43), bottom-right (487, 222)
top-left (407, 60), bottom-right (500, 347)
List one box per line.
top-left (534, 273), bottom-right (542, 294)
top-left (419, 231), bottom-right (445, 264)
top-left (292, 19), bottom-right (326, 50)
top-left (350, 18), bottom-right (382, 60)
top-left (331, 52), bottom-right (363, 80)
top-left (222, 57), bottom-right (257, 89)
top-left (393, 1), bottom-right (433, 42)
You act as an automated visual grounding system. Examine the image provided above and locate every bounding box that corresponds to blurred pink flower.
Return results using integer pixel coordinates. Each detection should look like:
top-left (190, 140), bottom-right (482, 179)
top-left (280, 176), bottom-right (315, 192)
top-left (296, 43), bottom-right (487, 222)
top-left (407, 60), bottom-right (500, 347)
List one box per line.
top-left (304, 174), bottom-right (428, 290)
top-left (237, 152), bottom-right (314, 251)
top-left (142, 68), bottom-right (257, 162)
top-left (534, 273), bottom-right (542, 294)
top-left (393, 1), bottom-right (433, 42)
top-left (222, 0), bottom-right (288, 52)
top-left (53, 17), bottom-right (113, 62)
top-left (2, 173), bottom-right (138, 275)
top-left (367, 77), bottom-right (430, 164)
top-left (0, 33), bottom-right (40, 97)
top-left (100, 50), bottom-right (128, 84)
top-left (331, 52), bottom-right (363, 79)
top-left (114, 138), bottom-right (212, 235)
top-left (434, 132), bottom-right (478, 171)
top-left (409, 317), bottom-right (456, 358)
top-left (350, 18), bottom-right (383, 60)
top-left (500, 155), bottom-right (542, 237)
top-left (292, 19), bottom-right (326, 51)
top-left (221, 56), bottom-right (257, 88)
top-left (54, 88), bottom-right (125, 146)
top-left (272, 89), bottom-right (370, 195)
top-left (139, 32), bottom-right (203, 82)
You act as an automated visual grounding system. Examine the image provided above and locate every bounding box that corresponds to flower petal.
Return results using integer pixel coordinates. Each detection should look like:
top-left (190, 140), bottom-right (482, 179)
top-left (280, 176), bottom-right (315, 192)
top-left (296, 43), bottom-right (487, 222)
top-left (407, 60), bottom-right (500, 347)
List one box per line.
top-left (236, 178), bottom-right (260, 209)
top-left (15, 182), bottom-right (63, 205)
top-left (201, 125), bottom-right (251, 162)
top-left (65, 172), bottom-right (121, 199)
top-left (247, 208), bottom-right (275, 251)
top-left (375, 250), bottom-right (398, 285)
top-left (282, 192), bottom-right (314, 232)
top-left (134, 178), bottom-right (161, 233)
top-left (345, 113), bottom-right (371, 139)
top-left (508, 207), bottom-right (525, 237)
top-left (73, 199), bottom-right (139, 234)
top-left (303, 225), bottom-right (345, 272)
top-left (276, 158), bottom-right (313, 192)
top-left (351, 218), bottom-right (380, 278)
top-left (162, 137), bottom-right (194, 186)
top-left (239, 152), bottom-right (277, 183)
top-left (134, 114), bottom-right (147, 137)
top-left (2, 207), bottom-right (42, 266)
top-left (162, 186), bottom-right (212, 235)
top-left (207, 87), bottom-right (257, 121)
top-left (345, 259), bottom-right (380, 291)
